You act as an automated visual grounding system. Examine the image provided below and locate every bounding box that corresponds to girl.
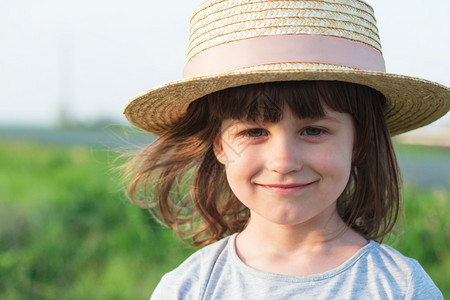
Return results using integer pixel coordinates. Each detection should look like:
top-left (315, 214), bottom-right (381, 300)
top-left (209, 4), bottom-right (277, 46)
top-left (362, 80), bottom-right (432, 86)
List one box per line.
top-left (123, 0), bottom-right (449, 298)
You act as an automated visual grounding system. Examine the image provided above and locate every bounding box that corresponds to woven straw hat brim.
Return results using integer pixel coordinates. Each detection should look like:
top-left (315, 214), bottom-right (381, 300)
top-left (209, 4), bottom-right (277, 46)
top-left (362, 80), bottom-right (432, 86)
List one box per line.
top-left (124, 68), bottom-right (450, 136)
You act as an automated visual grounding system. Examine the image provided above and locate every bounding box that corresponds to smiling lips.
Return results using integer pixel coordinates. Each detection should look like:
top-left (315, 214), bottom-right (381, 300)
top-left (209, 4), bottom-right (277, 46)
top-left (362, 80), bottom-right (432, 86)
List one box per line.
top-left (257, 181), bottom-right (317, 194)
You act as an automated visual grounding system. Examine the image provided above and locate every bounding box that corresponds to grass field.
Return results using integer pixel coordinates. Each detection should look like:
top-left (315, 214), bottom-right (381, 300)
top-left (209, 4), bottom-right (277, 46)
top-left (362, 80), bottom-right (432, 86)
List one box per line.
top-left (0, 139), bottom-right (448, 299)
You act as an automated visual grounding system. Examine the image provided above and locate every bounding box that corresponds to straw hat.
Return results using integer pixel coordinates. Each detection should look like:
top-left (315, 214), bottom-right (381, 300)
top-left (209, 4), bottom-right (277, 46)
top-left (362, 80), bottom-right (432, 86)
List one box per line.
top-left (124, 0), bottom-right (450, 135)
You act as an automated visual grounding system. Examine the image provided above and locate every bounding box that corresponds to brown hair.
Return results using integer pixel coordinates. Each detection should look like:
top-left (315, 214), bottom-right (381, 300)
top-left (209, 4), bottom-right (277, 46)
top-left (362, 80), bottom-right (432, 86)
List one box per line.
top-left (125, 81), bottom-right (401, 246)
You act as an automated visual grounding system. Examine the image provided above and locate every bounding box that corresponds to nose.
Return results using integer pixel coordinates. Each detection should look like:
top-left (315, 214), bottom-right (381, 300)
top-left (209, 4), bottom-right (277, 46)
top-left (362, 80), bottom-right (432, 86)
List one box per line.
top-left (265, 134), bottom-right (302, 174)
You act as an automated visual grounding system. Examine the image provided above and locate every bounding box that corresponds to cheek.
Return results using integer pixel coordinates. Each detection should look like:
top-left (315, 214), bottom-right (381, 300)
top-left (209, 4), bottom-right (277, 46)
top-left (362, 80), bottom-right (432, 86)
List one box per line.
top-left (224, 151), bottom-right (255, 181)
top-left (311, 143), bottom-right (353, 180)
top-left (222, 150), bottom-right (260, 202)
top-left (221, 149), bottom-right (244, 185)
top-left (224, 165), bottom-right (250, 206)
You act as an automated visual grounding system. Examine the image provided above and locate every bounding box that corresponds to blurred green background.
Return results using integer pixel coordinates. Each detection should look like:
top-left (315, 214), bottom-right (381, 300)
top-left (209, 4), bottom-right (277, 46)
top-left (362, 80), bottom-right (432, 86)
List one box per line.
top-left (0, 127), bottom-right (449, 299)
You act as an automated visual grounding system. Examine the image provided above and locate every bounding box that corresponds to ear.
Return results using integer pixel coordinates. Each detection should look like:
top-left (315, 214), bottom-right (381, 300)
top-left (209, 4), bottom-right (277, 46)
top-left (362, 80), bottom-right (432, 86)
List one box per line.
top-left (213, 134), bottom-right (226, 165)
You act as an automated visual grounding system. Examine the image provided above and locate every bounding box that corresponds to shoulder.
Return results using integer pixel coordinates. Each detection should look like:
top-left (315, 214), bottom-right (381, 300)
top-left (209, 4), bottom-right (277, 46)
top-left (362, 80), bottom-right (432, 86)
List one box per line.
top-left (368, 241), bottom-right (421, 271)
top-left (150, 235), bottom-right (231, 300)
top-left (363, 241), bottom-right (443, 299)
top-left (368, 241), bottom-right (428, 278)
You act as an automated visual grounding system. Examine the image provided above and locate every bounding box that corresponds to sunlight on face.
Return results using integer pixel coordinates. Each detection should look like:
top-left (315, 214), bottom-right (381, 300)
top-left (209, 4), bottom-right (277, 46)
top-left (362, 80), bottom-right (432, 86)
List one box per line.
top-left (214, 105), bottom-right (355, 229)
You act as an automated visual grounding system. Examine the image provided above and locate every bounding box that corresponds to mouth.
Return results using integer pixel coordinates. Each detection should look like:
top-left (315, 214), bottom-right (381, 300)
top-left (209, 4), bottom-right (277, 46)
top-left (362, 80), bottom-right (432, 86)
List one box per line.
top-left (256, 181), bottom-right (316, 194)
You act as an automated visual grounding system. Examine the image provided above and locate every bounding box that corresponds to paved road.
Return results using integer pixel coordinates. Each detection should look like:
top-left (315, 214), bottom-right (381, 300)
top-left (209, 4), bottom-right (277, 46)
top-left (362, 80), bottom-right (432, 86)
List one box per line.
top-left (397, 156), bottom-right (449, 189)
top-left (1, 127), bottom-right (449, 189)
top-left (0, 126), bottom-right (153, 148)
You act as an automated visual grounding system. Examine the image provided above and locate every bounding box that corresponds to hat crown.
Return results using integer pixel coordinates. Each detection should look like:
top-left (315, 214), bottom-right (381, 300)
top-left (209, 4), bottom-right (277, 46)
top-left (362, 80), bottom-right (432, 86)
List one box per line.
top-left (187, 0), bottom-right (381, 62)
top-left (125, 0), bottom-right (449, 136)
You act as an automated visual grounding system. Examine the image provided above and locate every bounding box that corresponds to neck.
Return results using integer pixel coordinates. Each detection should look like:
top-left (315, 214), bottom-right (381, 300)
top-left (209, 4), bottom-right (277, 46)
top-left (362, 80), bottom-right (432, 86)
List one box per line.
top-left (239, 214), bottom-right (348, 253)
top-left (235, 211), bottom-right (368, 275)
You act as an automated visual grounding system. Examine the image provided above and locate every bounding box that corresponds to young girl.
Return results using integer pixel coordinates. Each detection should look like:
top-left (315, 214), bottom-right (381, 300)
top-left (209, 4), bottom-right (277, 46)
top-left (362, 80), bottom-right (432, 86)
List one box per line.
top-left (124, 0), bottom-right (449, 298)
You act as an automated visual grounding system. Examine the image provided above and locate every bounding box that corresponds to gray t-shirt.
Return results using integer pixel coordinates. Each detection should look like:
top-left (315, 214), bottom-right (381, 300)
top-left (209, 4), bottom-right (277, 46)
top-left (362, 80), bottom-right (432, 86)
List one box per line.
top-left (151, 233), bottom-right (442, 299)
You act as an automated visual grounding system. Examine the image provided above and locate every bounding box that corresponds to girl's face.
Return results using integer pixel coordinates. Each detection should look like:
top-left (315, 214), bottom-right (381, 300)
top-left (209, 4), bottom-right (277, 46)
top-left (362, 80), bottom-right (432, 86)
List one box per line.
top-left (214, 105), bottom-right (354, 228)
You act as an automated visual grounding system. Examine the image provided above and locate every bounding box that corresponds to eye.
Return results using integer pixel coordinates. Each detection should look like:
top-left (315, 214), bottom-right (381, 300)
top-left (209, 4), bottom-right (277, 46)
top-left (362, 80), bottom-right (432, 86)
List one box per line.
top-left (243, 128), bottom-right (267, 138)
top-left (302, 127), bottom-right (325, 136)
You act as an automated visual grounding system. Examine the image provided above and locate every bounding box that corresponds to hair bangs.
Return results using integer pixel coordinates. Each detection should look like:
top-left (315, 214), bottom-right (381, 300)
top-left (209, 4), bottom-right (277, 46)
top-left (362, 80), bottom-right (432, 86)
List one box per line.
top-left (205, 81), bottom-right (375, 125)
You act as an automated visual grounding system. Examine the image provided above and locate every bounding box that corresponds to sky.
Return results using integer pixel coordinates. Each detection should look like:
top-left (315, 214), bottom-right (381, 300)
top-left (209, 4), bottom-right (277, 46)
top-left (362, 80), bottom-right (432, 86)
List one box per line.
top-left (1, 0), bottom-right (449, 128)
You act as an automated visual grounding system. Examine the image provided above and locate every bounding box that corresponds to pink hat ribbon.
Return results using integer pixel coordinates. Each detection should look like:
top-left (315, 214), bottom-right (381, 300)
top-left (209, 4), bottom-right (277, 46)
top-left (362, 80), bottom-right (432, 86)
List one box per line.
top-left (183, 34), bottom-right (386, 78)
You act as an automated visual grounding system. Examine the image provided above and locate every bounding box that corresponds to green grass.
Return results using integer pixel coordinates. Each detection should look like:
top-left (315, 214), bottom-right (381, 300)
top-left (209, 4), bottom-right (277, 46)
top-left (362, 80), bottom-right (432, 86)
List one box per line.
top-left (0, 140), bottom-right (195, 299)
top-left (0, 139), bottom-right (448, 299)
top-left (386, 187), bottom-right (449, 296)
